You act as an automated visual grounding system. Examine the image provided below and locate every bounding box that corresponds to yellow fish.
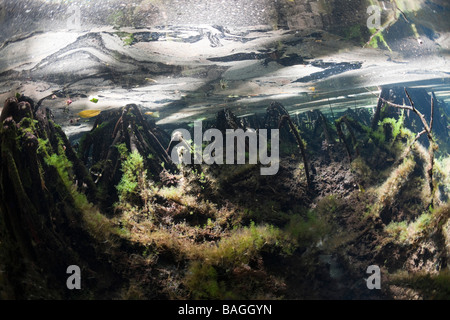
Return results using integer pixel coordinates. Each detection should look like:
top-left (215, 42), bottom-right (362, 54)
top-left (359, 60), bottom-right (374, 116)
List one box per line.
top-left (77, 109), bottom-right (102, 118)
top-left (145, 111), bottom-right (160, 118)
top-left (308, 87), bottom-right (315, 92)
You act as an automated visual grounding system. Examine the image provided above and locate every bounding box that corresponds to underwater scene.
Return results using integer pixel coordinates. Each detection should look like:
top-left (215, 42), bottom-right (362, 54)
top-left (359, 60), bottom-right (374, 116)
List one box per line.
top-left (0, 0), bottom-right (449, 301)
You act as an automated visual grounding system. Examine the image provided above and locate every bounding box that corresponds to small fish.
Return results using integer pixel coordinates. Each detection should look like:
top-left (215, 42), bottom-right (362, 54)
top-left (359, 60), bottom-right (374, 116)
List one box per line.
top-left (51, 94), bottom-right (57, 99)
top-left (78, 109), bottom-right (101, 118)
top-left (66, 99), bottom-right (72, 105)
top-left (145, 111), bottom-right (160, 118)
top-left (145, 78), bottom-right (157, 83)
top-left (90, 98), bottom-right (99, 103)
top-left (308, 87), bottom-right (315, 92)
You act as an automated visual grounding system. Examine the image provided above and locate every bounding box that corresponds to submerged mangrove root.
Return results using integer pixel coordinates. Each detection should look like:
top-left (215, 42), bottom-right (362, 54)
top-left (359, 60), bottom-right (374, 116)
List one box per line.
top-left (317, 111), bottom-right (333, 145)
top-left (266, 102), bottom-right (311, 187)
top-left (0, 95), bottom-right (110, 298)
top-left (216, 108), bottom-right (245, 132)
top-left (265, 102), bottom-right (296, 145)
top-left (371, 87), bottom-right (390, 131)
top-left (335, 115), bottom-right (366, 162)
top-left (376, 88), bottom-right (436, 207)
top-left (279, 114), bottom-right (311, 187)
top-left (79, 104), bottom-right (177, 209)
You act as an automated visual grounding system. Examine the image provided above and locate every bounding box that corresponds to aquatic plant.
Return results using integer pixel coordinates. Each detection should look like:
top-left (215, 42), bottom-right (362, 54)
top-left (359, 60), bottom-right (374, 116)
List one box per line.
top-left (351, 156), bottom-right (373, 182)
top-left (367, 27), bottom-right (392, 51)
top-left (380, 111), bottom-right (405, 142)
top-left (435, 156), bottom-right (450, 202)
top-left (44, 153), bottom-right (73, 190)
top-left (390, 270), bottom-right (450, 299)
top-left (368, 111), bottom-right (414, 161)
top-left (285, 210), bottom-right (331, 248)
top-left (184, 262), bottom-right (226, 299)
top-left (184, 222), bottom-right (293, 299)
top-left (385, 212), bottom-right (433, 244)
top-left (116, 150), bottom-right (147, 203)
top-left (370, 156), bottom-right (416, 217)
